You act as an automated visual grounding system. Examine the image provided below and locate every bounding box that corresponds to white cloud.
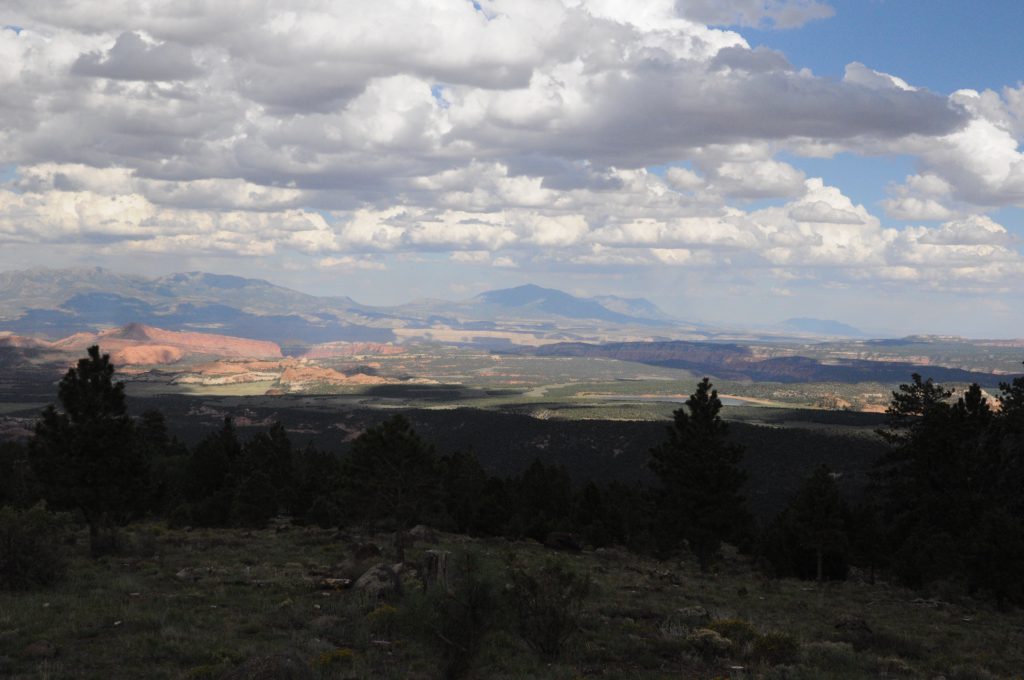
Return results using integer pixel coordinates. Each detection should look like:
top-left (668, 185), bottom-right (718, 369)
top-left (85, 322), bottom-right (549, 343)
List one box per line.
top-left (711, 158), bottom-right (806, 198)
top-left (318, 255), bottom-right (386, 270)
top-left (664, 167), bottom-right (705, 191)
top-left (843, 62), bottom-right (916, 92)
top-left (1, 0), bottom-right (1022, 302)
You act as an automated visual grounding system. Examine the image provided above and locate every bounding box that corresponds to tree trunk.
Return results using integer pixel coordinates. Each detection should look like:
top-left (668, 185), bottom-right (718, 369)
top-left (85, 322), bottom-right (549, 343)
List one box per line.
top-left (423, 550), bottom-right (452, 592)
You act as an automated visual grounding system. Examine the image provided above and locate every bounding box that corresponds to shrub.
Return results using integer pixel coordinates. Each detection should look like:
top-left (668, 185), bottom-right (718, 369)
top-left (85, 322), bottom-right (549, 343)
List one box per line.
top-left (231, 472), bottom-right (277, 528)
top-left (366, 603), bottom-right (400, 637)
top-left (947, 665), bottom-right (999, 680)
top-left (802, 641), bottom-right (860, 673)
top-left (878, 656), bottom-right (915, 676)
top-left (397, 552), bottom-right (501, 679)
top-left (315, 648), bottom-right (355, 668)
top-left (754, 632), bottom-right (800, 666)
top-left (0, 503), bottom-right (71, 590)
top-left (506, 557), bottom-right (591, 660)
top-left (685, 627), bottom-right (731, 660)
top-left (840, 628), bottom-right (927, 660)
top-left (708, 618), bottom-right (758, 646)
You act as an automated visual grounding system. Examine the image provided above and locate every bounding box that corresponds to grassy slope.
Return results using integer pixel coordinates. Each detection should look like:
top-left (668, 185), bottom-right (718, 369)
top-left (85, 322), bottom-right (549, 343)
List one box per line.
top-left (1, 523), bottom-right (1021, 679)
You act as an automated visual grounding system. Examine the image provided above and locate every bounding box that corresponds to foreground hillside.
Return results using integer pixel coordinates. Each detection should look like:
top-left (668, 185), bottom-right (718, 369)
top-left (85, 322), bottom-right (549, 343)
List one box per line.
top-left (0, 522), bottom-right (1019, 679)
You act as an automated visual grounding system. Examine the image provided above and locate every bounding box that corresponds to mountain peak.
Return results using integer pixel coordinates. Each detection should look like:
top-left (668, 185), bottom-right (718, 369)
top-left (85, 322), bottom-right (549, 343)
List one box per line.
top-left (473, 284), bottom-right (663, 325)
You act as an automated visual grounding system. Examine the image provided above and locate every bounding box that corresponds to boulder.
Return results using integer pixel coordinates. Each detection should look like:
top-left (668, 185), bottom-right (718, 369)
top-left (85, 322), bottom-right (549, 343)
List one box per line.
top-left (219, 652), bottom-right (313, 680)
top-left (175, 567), bottom-right (204, 582)
top-left (409, 524), bottom-right (437, 544)
top-left (353, 564), bottom-right (401, 600)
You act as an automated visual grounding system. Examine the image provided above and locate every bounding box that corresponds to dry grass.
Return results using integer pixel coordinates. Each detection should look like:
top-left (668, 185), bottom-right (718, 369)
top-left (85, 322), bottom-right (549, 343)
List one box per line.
top-left (1, 522), bottom-right (1022, 679)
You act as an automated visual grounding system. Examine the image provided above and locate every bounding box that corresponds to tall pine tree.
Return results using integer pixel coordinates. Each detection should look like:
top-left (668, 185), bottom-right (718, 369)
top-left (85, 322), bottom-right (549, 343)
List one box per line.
top-left (30, 346), bottom-right (148, 554)
top-left (650, 377), bottom-right (749, 571)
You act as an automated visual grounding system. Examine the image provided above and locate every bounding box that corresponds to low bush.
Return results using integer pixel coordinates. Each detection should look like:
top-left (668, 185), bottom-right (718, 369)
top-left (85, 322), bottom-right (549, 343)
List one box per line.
top-left (366, 603), bottom-right (400, 637)
top-left (685, 627), bottom-right (731, 660)
top-left (0, 502), bottom-right (71, 590)
top-left (400, 552), bottom-right (501, 679)
top-left (506, 557), bottom-right (591, 660)
top-left (708, 618), bottom-right (758, 646)
top-left (947, 665), bottom-right (999, 680)
top-left (802, 640), bottom-right (860, 673)
top-left (754, 631), bottom-right (800, 666)
top-left (840, 628), bottom-right (928, 660)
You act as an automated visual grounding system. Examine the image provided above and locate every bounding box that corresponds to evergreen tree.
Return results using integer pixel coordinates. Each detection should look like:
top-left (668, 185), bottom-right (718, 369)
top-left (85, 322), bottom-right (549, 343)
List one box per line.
top-left (572, 482), bottom-right (611, 548)
top-left (291, 443), bottom-right (343, 527)
top-left (440, 450), bottom-right (489, 534)
top-left (238, 422), bottom-right (295, 513)
top-left (231, 471), bottom-right (277, 528)
top-left (767, 465), bottom-right (850, 582)
top-left (872, 373), bottom-right (1024, 602)
top-left (0, 442), bottom-right (34, 508)
top-left (649, 377), bottom-right (750, 571)
top-left (181, 417), bottom-right (242, 526)
top-left (29, 346), bottom-right (148, 554)
top-left (341, 414), bottom-right (441, 560)
top-left (513, 459), bottom-right (572, 541)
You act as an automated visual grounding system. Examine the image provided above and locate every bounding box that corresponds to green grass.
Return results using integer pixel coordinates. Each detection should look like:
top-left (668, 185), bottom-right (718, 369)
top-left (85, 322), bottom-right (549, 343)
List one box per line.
top-left (2, 523), bottom-right (1022, 679)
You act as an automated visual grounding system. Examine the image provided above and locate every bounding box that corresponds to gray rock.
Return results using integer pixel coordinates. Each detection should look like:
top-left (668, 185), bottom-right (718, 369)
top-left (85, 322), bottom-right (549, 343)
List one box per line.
top-left (354, 563), bottom-right (401, 600)
top-left (409, 524), bottom-right (437, 544)
top-left (175, 567), bottom-right (203, 581)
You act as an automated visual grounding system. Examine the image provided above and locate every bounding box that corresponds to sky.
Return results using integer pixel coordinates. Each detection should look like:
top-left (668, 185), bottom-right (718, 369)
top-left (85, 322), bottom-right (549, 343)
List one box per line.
top-left (2, 1), bottom-right (1024, 337)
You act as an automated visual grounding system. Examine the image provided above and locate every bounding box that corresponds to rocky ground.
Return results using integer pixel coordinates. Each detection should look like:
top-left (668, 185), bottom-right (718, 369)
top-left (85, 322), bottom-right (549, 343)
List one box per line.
top-left (1, 521), bottom-right (1022, 679)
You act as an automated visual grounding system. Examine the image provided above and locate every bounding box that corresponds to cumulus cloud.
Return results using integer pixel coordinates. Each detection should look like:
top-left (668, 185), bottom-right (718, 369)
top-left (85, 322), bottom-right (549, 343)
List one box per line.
top-left (318, 255), bottom-right (386, 270)
top-left (0, 0), bottom-right (1020, 299)
top-left (71, 31), bottom-right (201, 81)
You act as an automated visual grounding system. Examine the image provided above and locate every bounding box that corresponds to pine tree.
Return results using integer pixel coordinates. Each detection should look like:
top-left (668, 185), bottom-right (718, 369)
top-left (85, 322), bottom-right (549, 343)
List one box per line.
top-left (342, 414), bottom-right (441, 561)
top-left (787, 465), bottom-right (849, 582)
top-left (440, 450), bottom-right (489, 534)
top-left (182, 417), bottom-right (242, 526)
top-left (872, 374), bottom-right (1024, 600)
top-left (29, 346), bottom-right (148, 555)
top-left (649, 377), bottom-right (749, 572)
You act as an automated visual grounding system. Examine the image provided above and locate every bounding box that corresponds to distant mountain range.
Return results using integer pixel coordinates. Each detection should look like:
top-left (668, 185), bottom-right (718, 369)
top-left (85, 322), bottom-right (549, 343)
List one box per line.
top-left (2, 268), bottom-right (1018, 389)
top-left (0, 268), bottom-right (678, 345)
top-left (472, 284), bottom-right (671, 325)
